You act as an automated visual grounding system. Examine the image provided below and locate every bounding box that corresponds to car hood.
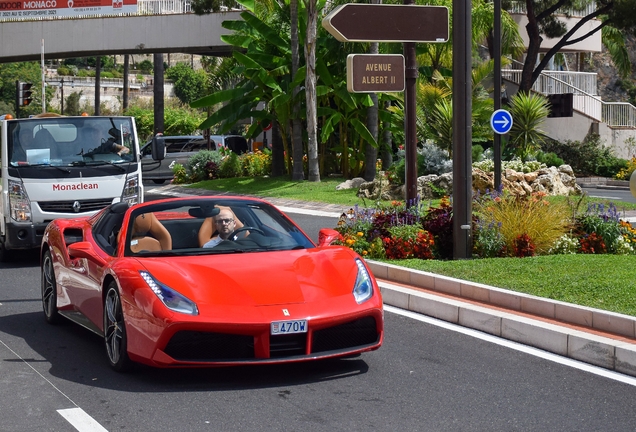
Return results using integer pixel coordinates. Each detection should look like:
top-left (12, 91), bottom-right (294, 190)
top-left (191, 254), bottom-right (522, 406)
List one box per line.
top-left (134, 247), bottom-right (361, 307)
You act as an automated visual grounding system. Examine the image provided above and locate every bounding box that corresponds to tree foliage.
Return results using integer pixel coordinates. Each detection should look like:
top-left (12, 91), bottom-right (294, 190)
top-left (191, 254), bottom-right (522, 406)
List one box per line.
top-left (514, 0), bottom-right (636, 92)
top-left (0, 62), bottom-right (52, 118)
top-left (166, 63), bottom-right (209, 106)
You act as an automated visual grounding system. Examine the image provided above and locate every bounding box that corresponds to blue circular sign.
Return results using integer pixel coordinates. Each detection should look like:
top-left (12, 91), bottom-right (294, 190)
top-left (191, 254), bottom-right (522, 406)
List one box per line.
top-left (490, 109), bottom-right (513, 134)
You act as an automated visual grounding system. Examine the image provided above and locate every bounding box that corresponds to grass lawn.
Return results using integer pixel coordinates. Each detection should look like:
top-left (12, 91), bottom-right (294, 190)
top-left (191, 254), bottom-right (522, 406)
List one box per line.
top-left (187, 176), bottom-right (636, 316)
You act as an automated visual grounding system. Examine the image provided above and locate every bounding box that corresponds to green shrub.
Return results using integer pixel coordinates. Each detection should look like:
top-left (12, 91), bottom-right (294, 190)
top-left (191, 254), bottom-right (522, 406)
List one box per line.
top-left (187, 150), bottom-right (222, 182)
top-left (616, 157), bottom-right (636, 180)
top-left (542, 134), bottom-right (627, 177)
top-left (472, 144), bottom-right (485, 162)
top-left (536, 151), bottom-right (564, 167)
top-left (241, 150), bottom-right (272, 177)
top-left (172, 163), bottom-right (188, 184)
top-left (219, 153), bottom-right (242, 178)
top-left (473, 190), bottom-right (572, 255)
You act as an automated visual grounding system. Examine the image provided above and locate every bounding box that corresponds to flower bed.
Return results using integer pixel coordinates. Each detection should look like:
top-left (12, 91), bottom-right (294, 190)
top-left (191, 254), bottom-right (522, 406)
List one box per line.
top-left (334, 193), bottom-right (636, 260)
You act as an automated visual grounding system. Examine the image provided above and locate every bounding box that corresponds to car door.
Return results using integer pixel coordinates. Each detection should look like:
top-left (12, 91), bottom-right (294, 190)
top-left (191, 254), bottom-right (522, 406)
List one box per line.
top-left (141, 137), bottom-right (194, 182)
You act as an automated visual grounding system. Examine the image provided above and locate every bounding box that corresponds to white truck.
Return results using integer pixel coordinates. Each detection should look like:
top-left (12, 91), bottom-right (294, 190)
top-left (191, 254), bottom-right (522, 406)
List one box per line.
top-left (0, 114), bottom-right (146, 261)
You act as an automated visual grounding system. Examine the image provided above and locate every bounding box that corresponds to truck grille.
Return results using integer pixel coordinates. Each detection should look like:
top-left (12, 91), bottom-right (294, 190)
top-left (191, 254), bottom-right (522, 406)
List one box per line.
top-left (38, 198), bottom-right (113, 214)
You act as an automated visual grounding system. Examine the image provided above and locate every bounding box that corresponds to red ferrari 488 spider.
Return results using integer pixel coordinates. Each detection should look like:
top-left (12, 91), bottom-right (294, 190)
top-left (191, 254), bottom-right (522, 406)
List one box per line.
top-left (40, 196), bottom-right (383, 371)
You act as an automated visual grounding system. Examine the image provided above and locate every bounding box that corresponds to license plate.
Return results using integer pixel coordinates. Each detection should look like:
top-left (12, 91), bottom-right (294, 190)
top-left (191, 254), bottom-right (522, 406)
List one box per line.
top-left (271, 319), bottom-right (308, 335)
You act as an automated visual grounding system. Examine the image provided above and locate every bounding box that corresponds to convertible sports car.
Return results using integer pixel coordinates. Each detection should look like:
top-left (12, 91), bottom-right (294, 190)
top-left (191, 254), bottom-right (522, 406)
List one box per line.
top-left (40, 196), bottom-right (383, 371)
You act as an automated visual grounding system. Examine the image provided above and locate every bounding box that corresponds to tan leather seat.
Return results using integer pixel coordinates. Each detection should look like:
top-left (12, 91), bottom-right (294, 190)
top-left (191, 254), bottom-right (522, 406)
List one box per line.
top-left (130, 213), bottom-right (172, 253)
top-left (198, 206), bottom-right (244, 247)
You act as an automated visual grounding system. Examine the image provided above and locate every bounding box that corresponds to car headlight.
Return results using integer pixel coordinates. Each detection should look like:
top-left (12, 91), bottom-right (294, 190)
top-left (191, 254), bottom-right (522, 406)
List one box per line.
top-left (122, 174), bottom-right (140, 206)
top-left (139, 271), bottom-right (198, 315)
top-left (8, 179), bottom-right (31, 222)
top-left (353, 258), bottom-right (373, 304)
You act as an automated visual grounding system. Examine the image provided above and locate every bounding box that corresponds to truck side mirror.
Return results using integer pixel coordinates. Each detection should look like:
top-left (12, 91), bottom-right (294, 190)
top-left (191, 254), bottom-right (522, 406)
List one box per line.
top-left (151, 135), bottom-right (165, 161)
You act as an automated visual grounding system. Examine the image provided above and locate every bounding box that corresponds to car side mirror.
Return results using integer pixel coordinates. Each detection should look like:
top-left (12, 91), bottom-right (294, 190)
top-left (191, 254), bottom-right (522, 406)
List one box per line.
top-left (318, 228), bottom-right (340, 247)
top-left (68, 241), bottom-right (107, 266)
top-left (151, 135), bottom-right (165, 161)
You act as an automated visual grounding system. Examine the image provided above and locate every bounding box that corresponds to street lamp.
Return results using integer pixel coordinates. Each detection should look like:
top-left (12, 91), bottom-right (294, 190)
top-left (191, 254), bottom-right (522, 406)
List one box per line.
top-left (47, 77), bottom-right (74, 114)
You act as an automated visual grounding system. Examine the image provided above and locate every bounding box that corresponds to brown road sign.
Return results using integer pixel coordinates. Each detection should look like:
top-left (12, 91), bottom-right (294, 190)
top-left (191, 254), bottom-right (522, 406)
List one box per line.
top-left (347, 54), bottom-right (405, 93)
top-left (322, 4), bottom-right (449, 43)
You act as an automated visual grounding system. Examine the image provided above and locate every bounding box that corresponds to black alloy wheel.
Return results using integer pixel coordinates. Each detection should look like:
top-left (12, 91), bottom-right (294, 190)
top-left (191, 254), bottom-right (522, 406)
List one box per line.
top-left (41, 251), bottom-right (61, 324)
top-left (104, 282), bottom-right (132, 372)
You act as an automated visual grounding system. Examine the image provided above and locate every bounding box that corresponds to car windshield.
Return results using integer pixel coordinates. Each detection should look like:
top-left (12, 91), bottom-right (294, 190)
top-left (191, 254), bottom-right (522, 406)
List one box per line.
top-left (119, 198), bottom-right (315, 257)
top-left (7, 116), bottom-right (137, 167)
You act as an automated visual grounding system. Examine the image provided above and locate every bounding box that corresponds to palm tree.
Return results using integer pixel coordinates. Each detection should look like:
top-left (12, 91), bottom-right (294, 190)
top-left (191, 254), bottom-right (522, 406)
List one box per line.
top-left (507, 92), bottom-right (550, 161)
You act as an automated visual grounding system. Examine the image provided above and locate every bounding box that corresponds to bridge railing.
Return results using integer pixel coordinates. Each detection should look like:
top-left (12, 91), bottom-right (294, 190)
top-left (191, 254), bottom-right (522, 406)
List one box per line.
top-left (137, 0), bottom-right (192, 15)
top-left (503, 67), bottom-right (636, 127)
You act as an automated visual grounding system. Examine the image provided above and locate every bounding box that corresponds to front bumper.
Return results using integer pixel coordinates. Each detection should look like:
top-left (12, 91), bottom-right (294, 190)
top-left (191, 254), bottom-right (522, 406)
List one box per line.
top-left (3, 221), bottom-right (49, 250)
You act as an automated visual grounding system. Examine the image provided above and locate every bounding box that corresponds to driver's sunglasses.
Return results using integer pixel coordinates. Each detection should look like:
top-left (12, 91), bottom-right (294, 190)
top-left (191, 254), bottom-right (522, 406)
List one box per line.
top-left (215, 218), bottom-right (234, 225)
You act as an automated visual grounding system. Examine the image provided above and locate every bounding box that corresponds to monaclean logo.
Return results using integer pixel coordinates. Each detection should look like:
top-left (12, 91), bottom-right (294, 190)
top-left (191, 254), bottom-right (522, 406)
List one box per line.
top-left (53, 182), bottom-right (99, 191)
top-left (23, 0), bottom-right (56, 8)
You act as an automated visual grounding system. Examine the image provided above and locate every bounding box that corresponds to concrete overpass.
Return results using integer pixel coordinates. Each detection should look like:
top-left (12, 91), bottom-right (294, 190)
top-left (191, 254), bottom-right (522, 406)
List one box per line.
top-left (0, 11), bottom-right (242, 63)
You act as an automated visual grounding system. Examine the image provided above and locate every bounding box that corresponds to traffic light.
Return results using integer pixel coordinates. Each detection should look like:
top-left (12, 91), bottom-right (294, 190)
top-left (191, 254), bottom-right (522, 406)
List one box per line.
top-left (18, 82), bottom-right (33, 107)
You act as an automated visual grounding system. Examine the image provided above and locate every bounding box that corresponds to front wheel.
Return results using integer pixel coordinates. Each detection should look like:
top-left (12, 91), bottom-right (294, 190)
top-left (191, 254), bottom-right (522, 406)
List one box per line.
top-left (41, 250), bottom-right (61, 324)
top-left (104, 283), bottom-right (133, 372)
top-left (0, 237), bottom-right (9, 263)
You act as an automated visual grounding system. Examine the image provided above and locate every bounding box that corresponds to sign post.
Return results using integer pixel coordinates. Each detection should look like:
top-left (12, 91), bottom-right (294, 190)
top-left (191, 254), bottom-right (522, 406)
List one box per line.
top-left (322, 3), bottom-right (449, 208)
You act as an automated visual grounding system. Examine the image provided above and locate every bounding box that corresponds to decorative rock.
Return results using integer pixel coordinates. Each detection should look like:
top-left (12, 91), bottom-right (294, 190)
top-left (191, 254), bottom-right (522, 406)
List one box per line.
top-left (358, 165), bottom-right (582, 201)
top-left (336, 177), bottom-right (366, 191)
top-left (357, 174), bottom-right (405, 201)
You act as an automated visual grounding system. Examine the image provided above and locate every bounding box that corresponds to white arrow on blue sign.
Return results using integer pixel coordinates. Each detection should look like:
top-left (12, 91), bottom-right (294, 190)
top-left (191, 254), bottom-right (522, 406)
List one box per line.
top-left (490, 109), bottom-right (513, 135)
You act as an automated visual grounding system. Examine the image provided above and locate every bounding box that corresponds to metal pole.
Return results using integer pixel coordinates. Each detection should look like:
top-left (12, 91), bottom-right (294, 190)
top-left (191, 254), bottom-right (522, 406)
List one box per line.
top-left (60, 78), bottom-right (64, 115)
top-left (15, 80), bottom-right (20, 118)
top-left (94, 56), bottom-right (101, 116)
top-left (493, 0), bottom-right (502, 190)
top-left (404, 0), bottom-right (417, 207)
top-left (452, 0), bottom-right (473, 259)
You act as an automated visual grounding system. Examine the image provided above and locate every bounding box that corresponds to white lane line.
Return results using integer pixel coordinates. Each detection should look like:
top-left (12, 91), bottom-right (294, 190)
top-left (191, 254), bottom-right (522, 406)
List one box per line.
top-left (276, 205), bottom-right (341, 218)
top-left (0, 339), bottom-right (108, 431)
top-left (587, 195), bottom-right (623, 200)
top-left (57, 408), bottom-right (109, 432)
top-left (385, 305), bottom-right (636, 387)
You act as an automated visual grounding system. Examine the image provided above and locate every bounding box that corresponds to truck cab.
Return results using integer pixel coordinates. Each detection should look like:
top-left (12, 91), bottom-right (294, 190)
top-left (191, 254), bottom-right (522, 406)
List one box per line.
top-left (0, 114), bottom-right (146, 261)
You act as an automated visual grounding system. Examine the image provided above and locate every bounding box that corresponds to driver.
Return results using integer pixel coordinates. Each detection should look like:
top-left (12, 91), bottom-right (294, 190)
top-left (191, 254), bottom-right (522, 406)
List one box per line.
top-left (200, 206), bottom-right (244, 248)
top-left (86, 125), bottom-right (130, 157)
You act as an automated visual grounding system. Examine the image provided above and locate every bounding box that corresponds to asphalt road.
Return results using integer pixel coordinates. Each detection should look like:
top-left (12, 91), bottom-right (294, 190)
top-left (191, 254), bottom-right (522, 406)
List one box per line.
top-left (581, 185), bottom-right (636, 204)
top-left (2, 253), bottom-right (636, 431)
top-left (1, 184), bottom-right (636, 431)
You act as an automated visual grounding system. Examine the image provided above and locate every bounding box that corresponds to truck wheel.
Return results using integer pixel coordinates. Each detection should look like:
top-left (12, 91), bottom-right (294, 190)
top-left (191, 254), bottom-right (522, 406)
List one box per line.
top-left (0, 238), bottom-right (9, 263)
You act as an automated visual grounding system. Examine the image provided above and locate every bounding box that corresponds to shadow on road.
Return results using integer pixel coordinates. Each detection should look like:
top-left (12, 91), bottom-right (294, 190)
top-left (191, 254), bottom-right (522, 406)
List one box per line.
top-left (0, 311), bottom-right (370, 392)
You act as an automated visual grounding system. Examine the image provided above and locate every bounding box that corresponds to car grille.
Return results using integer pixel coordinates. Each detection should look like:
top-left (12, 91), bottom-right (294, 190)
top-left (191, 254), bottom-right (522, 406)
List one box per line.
top-left (270, 333), bottom-right (307, 358)
top-left (164, 331), bottom-right (255, 361)
top-left (39, 198), bottom-right (113, 214)
top-left (311, 317), bottom-right (379, 353)
top-left (163, 316), bottom-right (379, 362)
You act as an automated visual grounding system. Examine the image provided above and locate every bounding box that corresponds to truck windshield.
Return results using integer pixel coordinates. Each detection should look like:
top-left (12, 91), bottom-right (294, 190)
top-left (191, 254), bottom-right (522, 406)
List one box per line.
top-left (7, 117), bottom-right (138, 167)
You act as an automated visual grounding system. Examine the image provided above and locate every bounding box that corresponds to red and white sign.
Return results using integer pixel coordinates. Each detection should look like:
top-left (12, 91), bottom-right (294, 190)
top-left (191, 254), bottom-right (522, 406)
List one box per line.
top-left (0, 0), bottom-right (137, 20)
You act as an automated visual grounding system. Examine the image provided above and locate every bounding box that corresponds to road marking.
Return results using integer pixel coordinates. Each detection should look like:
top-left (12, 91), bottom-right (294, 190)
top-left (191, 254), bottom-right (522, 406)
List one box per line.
top-left (58, 408), bottom-right (109, 432)
top-left (385, 305), bottom-right (636, 387)
top-left (276, 206), bottom-right (341, 218)
top-left (0, 338), bottom-right (108, 431)
top-left (588, 195), bottom-right (623, 200)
